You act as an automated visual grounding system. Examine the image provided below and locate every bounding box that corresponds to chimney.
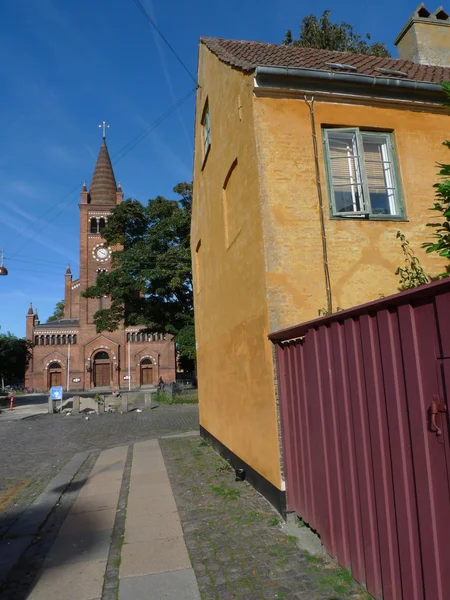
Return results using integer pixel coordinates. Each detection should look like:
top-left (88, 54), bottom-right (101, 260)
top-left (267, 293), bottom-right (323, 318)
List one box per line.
top-left (395, 4), bottom-right (450, 67)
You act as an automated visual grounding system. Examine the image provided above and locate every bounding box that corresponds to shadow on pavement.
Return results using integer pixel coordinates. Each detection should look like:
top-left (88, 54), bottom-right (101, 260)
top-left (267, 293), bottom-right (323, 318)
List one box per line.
top-left (0, 504), bottom-right (108, 600)
top-left (0, 451), bottom-right (113, 600)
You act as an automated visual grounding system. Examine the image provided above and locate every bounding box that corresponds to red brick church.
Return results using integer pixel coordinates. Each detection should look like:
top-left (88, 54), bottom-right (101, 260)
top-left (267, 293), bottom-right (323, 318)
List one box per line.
top-left (25, 133), bottom-right (176, 391)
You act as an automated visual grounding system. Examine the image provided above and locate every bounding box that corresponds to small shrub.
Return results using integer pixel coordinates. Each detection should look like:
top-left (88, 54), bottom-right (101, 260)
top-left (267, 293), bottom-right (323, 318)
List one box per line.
top-left (395, 231), bottom-right (429, 290)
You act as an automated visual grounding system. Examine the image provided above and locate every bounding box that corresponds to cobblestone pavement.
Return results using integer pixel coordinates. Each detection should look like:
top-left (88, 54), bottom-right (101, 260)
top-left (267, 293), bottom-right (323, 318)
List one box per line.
top-left (0, 405), bottom-right (198, 531)
top-left (161, 437), bottom-right (370, 600)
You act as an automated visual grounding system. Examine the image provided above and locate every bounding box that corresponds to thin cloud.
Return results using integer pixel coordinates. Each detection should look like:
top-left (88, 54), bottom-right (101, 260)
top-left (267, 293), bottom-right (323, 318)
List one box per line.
top-left (45, 144), bottom-right (81, 168)
top-left (4, 180), bottom-right (43, 201)
top-left (0, 211), bottom-right (78, 263)
top-left (143, 0), bottom-right (193, 155)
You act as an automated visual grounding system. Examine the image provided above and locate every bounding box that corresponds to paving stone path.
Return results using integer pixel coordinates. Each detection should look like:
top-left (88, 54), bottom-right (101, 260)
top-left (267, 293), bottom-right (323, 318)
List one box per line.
top-left (0, 407), bottom-right (371, 600)
top-left (161, 437), bottom-right (370, 600)
top-left (0, 405), bottom-right (199, 531)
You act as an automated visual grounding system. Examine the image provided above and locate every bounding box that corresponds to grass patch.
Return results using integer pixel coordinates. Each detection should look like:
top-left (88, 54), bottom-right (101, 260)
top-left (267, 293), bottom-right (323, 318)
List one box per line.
top-left (210, 484), bottom-right (241, 500)
top-left (154, 390), bottom-right (198, 405)
top-left (305, 553), bottom-right (322, 564)
top-left (285, 534), bottom-right (298, 544)
top-left (214, 458), bottom-right (231, 472)
top-left (268, 516), bottom-right (281, 527)
top-left (198, 440), bottom-right (208, 447)
top-left (317, 567), bottom-right (353, 594)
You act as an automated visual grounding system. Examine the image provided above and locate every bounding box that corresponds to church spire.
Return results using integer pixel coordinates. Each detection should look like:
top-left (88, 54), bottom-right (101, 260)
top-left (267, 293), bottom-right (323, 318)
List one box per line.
top-left (89, 122), bottom-right (117, 205)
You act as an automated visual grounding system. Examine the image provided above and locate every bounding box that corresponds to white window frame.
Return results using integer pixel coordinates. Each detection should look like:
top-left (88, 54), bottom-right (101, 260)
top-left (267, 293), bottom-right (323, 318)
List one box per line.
top-left (201, 103), bottom-right (211, 162)
top-left (323, 128), bottom-right (405, 220)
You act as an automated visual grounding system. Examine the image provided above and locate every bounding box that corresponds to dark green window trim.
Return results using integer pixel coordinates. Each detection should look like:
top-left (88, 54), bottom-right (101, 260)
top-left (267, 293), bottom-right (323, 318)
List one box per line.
top-left (323, 127), bottom-right (406, 221)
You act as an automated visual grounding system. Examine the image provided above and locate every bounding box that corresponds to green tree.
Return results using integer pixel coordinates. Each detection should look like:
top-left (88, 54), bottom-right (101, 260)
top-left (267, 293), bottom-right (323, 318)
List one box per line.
top-left (83, 182), bottom-right (195, 368)
top-left (422, 83), bottom-right (450, 277)
top-left (47, 299), bottom-right (65, 322)
top-left (0, 332), bottom-right (32, 391)
top-left (283, 10), bottom-right (390, 57)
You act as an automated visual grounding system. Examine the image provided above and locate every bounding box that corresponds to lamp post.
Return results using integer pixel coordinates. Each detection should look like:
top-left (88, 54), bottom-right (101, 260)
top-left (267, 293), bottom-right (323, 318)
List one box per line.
top-left (0, 250), bottom-right (8, 276)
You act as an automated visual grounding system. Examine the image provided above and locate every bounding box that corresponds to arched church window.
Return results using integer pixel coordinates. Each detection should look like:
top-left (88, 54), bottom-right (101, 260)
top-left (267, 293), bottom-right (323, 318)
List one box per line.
top-left (34, 336), bottom-right (39, 346)
top-left (48, 362), bottom-right (60, 369)
top-left (67, 335), bottom-right (72, 344)
top-left (141, 358), bottom-right (152, 365)
top-left (94, 351), bottom-right (109, 360)
top-left (62, 335), bottom-right (66, 345)
top-left (99, 217), bottom-right (106, 234)
top-left (127, 333), bottom-right (130, 343)
top-left (40, 336), bottom-right (44, 345)
top-left (131, 333), bottom-right (136, 343)
top-left (90, 218), bottom-right (98, 234)
top-left (51, 335), bottom-right (55, 345)
top-left (73, 335), bottom-right (77, 344)
top-left (45, 335), bottom-right (50, 345)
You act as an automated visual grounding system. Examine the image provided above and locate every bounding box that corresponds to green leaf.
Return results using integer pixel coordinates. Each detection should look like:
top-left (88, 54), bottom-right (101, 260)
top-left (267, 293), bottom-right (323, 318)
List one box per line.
top-left (81, 183), bottom-right (195, 364)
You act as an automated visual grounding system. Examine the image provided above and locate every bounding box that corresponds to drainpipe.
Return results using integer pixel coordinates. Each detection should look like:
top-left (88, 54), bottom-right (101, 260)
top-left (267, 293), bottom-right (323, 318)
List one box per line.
top-left (304, 96), bottom-right (333, 314)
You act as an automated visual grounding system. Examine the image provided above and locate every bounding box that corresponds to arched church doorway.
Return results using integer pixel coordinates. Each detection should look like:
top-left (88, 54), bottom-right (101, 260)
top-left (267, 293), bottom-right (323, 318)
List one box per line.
top-left (48, 362), bottom-right (62, 389)
top-left (140, 358), bottom-right (153, 386)
top-left (93, 351), bottom-right (111, 387)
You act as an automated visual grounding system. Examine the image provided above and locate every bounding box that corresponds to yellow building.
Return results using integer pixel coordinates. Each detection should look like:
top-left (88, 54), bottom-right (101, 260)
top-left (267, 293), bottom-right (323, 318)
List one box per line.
top-left (192, 6), bottom-right (450, 511)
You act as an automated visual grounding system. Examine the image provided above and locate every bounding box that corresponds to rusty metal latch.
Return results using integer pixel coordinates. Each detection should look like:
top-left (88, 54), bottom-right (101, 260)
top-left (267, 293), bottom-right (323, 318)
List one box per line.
top-left (431, 396), bottom-right (447, 436)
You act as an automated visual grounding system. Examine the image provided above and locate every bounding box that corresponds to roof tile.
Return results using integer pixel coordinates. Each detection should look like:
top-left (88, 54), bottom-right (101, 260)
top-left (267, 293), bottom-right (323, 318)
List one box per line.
top-left (201, 37), bottom-right (450, 84)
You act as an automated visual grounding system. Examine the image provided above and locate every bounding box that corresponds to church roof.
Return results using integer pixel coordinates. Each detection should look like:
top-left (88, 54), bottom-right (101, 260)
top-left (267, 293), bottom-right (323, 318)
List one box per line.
top-left (89, 140), bottom-right (117, 205)
top-left (34, 319), bottom-right (80, 329)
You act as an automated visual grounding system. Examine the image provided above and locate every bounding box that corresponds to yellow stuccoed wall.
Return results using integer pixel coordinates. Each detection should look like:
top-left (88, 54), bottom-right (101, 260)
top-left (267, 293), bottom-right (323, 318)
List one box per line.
top-left (192, 46), bottom-right (282, 488)
top-left (254, 97), bottom-right (449, 331)
top-left (193, 44), bottom-right (450, 491)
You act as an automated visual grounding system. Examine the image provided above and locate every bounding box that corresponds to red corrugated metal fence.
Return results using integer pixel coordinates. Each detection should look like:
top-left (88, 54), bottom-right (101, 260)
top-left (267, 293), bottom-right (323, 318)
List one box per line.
top-left (269, 279), bottom-right (450, 600)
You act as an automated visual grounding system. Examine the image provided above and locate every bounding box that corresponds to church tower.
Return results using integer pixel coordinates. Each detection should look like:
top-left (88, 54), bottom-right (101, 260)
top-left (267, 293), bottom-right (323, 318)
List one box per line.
top-left (79, 124), bottom-right (123, 326)
top-left (25, 125), bottom-right (176, 392)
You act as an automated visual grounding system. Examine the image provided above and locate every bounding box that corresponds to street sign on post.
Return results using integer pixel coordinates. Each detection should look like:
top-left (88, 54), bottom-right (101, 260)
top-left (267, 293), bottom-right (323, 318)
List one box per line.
top-left (50, 386), bottom-right (63, 414)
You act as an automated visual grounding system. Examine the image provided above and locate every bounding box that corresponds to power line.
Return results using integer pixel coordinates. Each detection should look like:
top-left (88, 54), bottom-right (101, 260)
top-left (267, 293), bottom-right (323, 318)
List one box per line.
top-left (130, 0), bottom-right (198, 86)
top-left (9, 182), bottom-right (82, 256)
top-left (5, 256), bottom-right (79, 268)
top-left (113, 88), bottom-right (196, 164)
top-left (9, 88), bottom-right (196, 259)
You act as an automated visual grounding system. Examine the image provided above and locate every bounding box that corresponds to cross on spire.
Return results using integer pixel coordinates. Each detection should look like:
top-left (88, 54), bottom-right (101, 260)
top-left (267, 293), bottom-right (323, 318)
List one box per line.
top-left (99, 121), bottom-right (109, 140)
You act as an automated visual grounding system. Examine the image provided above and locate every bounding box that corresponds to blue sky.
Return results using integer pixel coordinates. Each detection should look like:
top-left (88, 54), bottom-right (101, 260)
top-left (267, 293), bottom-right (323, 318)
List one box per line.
top-left (0, 0), bottom-right (417, 336)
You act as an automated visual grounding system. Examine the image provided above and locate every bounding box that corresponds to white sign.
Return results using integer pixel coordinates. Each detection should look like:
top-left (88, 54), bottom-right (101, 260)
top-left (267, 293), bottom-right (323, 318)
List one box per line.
top-left (72, 378), bottom-right (81, 383)
top-left (123, 375), bottom-right (131, 380)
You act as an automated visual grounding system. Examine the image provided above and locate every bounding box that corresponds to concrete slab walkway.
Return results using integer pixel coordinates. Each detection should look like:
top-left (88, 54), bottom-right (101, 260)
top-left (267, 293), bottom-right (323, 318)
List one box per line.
top-left (15, 439), bottom-right (200, 600)
top-left (119, 440), bottom-right (200, 600)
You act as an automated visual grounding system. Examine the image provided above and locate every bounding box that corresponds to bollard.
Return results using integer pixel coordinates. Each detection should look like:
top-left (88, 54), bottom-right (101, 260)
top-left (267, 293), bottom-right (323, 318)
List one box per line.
top-left (9, 394), bottom-right (14, 410)
top-left (72, 396), bottom-right (80, 414)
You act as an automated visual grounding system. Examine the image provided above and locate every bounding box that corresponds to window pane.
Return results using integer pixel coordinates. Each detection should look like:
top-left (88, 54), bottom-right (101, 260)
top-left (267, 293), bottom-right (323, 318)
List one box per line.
top-left (202, 108), bottom-right (210, 156)
top-left (327, 131), bottom-right (365, 213)
top-left (362, 135), bottom-right (397, 215)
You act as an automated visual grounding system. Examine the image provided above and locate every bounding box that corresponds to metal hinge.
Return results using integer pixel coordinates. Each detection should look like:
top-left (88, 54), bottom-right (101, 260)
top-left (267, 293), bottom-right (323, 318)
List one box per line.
top-left (431, 396), bottom-right (447, 436)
